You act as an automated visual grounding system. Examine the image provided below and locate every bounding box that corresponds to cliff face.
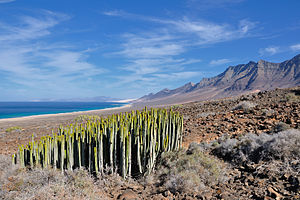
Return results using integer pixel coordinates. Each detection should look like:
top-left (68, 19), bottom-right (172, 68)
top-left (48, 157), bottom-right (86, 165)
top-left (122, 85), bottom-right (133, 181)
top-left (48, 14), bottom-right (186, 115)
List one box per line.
top-left (137, 54), bottom-right (300, 105)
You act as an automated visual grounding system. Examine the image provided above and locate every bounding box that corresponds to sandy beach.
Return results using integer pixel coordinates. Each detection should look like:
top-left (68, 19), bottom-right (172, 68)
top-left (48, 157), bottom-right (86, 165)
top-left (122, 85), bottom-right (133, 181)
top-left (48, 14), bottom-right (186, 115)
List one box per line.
top-left (0, 104), bottom-right (132, 123)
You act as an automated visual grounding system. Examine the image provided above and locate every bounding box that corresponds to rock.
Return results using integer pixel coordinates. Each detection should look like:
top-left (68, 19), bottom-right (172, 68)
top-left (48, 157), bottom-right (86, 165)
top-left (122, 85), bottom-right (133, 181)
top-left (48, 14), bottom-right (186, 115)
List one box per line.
top-left (152, 194), bottom-right (168, 200)
top-left (117, 190), bottom-right (139, 200)
top-left (163, 190), bottom-right (172, 198)
top-left (267, 187), bottom-right (283, 200)
top-left (288, 175), bottom-right (300, 192)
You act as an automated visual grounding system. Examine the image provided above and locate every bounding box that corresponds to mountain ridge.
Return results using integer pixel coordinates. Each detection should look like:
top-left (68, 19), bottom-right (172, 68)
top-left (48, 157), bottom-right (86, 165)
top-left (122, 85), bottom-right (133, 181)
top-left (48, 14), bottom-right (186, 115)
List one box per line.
top-left (136, 54), bottom-right (300, 105)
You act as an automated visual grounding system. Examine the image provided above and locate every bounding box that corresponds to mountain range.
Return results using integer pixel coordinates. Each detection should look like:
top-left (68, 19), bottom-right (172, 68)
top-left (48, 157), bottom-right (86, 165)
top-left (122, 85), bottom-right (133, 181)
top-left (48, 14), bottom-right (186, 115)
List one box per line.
top-left (135, 54), bottom-right (300, 105)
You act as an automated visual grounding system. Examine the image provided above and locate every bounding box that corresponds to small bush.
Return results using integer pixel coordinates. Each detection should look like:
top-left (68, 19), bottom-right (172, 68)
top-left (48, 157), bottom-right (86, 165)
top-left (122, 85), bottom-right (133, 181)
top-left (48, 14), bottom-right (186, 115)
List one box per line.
top-left (232, 101), bottom-right (256, 112)
top-left (0, 154), bottom-right (137, 199)
top-left (74, 115), bottom-right (100, 123)
top-left (196, 112), bottom-right (215, 118)
top-left (171, 104), bottom-right (182, 109)
top-left (273, 122), bottom-right (291, 133)
top-left (285, 92), bottom-right (300, 102)
top-left (5, 126), bottom-right (22, 133)
top-left (155, 146), bottom-right (228, 194)
top-left (212, 129), bottom-right (300, 175)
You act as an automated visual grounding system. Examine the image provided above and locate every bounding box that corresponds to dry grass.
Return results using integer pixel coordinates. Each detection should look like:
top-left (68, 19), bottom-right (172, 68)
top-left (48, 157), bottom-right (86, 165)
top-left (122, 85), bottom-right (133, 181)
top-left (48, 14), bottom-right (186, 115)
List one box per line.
top-left (0, 155), bottom-right (138, 200)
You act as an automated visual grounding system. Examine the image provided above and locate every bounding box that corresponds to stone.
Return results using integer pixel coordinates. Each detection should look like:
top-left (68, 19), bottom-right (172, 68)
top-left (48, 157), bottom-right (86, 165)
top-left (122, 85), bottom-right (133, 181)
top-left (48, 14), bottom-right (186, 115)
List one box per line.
top-left (117, 190), bottom-right (139, 200)
top-left (267, 187), bottom-right (283, 200)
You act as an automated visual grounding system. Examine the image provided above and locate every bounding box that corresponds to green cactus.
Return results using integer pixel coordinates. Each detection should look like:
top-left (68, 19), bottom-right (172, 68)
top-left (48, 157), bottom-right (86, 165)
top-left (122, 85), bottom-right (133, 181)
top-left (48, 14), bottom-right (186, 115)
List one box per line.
top-left (12, 107), bottom-right (183, 178)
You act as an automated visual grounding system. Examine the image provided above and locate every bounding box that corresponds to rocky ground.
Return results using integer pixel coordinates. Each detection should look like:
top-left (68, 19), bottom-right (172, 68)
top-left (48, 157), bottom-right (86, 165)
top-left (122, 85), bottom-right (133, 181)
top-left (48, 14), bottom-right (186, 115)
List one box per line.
top-left (175, 87), bottom-right (300, 147)
top-left (0, 87), bottom-right (300, 199)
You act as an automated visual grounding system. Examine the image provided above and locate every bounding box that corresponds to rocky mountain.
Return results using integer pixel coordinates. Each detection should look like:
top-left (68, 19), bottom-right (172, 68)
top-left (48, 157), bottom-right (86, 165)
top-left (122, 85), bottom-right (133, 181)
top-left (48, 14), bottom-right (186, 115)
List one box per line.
top-left (136, 54), bottom-right (300, 105)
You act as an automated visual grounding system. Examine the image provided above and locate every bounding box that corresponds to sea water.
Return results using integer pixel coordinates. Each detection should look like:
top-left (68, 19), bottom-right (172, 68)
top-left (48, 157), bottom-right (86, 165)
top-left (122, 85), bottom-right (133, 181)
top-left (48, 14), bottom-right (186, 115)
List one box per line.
top-left (0, 102), bottom-right (125, 119)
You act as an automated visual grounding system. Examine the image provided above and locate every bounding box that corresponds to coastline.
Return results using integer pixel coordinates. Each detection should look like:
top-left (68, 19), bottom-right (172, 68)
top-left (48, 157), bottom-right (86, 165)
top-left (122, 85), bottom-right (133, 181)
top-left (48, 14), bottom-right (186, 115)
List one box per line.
top-left (0, 103), bottom-right (134, 155)
top-left (0, 103), bottom-right (132, 123)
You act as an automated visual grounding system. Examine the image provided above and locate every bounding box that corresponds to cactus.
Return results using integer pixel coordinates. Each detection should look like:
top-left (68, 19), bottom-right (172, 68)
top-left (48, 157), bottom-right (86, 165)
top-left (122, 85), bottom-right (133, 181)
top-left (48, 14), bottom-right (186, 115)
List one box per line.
top-left (12, 107), bottom-right (183, 178)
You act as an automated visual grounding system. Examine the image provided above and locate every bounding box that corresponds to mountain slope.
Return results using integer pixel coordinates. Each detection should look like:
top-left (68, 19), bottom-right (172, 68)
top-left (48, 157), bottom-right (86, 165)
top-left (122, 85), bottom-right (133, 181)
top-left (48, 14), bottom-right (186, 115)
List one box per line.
top-left (136, 54), bottom-right (300, 105)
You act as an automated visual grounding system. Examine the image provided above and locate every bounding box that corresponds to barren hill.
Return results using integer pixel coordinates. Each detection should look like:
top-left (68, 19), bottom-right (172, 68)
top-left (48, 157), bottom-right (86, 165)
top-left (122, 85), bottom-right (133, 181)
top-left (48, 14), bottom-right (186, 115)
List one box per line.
top-left (136, 54), bottom-right (300, 105)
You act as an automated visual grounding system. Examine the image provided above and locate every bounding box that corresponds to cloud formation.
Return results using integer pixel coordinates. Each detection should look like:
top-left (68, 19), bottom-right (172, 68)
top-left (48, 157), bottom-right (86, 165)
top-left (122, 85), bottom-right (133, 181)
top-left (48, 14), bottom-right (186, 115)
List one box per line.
top-left (105, 11), bottom-right (256, 91)
top-left (210, 58), bottom-right (231, 66)
top-left (0, 0), bottom-right (15, 3)
top-left (0, 11), bottom-right (104, 100)
top-left (186, 0), bottom-right (245, 10)
top-left (259, 46), bottom-right (280, 56)
top-left (290, 43), bottom-right (300, 51)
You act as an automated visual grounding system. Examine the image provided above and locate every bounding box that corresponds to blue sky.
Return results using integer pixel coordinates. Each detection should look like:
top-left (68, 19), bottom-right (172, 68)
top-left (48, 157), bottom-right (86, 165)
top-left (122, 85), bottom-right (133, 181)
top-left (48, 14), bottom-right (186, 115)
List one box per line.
top-left (0, 0), bottom-right (300, 101)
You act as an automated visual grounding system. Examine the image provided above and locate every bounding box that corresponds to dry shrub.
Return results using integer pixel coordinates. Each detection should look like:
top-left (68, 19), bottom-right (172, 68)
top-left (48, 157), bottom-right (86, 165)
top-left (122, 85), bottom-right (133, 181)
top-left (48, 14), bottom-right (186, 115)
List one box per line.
top-left (273, 121), bottom-right (291, 133)
top-left (232, 101), bottom-right (256, 112)
top-left (285, 92), bottom-right (300, 102)
top-left (74, 115), bottom-right (100, 123)
top-left (196, 112), bottom-right (215, 118)
top-left (0, 154), bottom-right (136, 200)
top-left (212, 129), bottom-right (300, 176)
top-left (155, 146), bottom-right (228, 195)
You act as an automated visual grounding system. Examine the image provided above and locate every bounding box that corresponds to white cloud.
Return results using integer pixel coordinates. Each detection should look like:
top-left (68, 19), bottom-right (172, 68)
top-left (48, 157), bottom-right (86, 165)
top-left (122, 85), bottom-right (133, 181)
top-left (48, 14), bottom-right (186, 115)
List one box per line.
top-left (113, 16), bottom-right (253, 78)
top-left (259, 46), bottom-right (279, 56)
top-left (104, 10), bottom-right (257, 45)
top-left (168, 18), bottom-right (255, 44)
top-left (0, 11), bottom-right (69, 42)
top-left (0, 0), bottom-right (15, 3)
top-left (0, 11), bottom-right (104, 98)
top-left (102, 10), bottom-right (126, 17)
top-left (290, 43), bottom-right (300, 51)
top-left (186, 0), bottom-right (245, 10)
top-left (105, 11), bottom-right (256, 92)
top-left (153, 71), bottom-right (202, 79)
top-left (210, 58), bottom-right (231, 65)
top-left (118, 33), bottom-right (184, 59)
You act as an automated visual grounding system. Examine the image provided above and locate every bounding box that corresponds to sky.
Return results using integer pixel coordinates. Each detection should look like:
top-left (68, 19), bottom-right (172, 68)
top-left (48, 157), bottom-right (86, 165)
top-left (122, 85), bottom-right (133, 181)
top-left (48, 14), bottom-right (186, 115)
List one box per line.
top-left (0, 0), bottom-right (300, 101)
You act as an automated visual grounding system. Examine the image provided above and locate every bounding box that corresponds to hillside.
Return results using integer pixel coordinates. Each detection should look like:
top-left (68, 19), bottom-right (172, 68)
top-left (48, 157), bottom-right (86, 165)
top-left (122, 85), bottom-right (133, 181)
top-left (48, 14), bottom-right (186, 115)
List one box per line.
top-left (136, 54), bottom-right (300, 105)
top-left (1, 87), bottom-right (299, 199)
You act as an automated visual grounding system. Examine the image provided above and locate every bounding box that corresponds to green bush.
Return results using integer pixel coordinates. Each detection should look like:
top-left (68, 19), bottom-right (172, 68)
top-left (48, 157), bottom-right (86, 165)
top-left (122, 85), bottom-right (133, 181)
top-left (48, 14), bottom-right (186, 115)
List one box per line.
top-left (5, 126), bottom-right (22, 133)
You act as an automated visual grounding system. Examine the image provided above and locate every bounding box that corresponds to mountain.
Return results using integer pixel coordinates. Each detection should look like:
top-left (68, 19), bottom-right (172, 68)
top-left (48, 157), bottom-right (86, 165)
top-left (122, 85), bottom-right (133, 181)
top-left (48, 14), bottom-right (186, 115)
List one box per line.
top-left (136, 54), bottom-right (300, 105)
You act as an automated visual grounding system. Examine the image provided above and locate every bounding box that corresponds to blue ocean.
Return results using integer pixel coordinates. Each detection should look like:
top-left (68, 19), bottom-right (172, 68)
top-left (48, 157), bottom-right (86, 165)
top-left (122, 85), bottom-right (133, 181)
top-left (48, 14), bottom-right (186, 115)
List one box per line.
top-left (0, 102), bottom-right (126, 119)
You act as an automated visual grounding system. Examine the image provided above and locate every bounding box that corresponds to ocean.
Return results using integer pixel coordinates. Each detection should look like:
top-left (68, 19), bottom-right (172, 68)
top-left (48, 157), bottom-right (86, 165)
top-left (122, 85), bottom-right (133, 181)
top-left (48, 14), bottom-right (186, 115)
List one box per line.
top-left (0, 102), bottom-right (126, 119)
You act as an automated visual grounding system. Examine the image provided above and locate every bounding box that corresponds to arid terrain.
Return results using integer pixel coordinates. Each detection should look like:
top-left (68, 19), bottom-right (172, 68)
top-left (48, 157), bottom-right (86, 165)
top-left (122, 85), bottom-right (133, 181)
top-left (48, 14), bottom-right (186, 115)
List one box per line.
top-left (0, 87), bottom-right (300, 199)
top-left (137, 54), bottom-right (300, 106)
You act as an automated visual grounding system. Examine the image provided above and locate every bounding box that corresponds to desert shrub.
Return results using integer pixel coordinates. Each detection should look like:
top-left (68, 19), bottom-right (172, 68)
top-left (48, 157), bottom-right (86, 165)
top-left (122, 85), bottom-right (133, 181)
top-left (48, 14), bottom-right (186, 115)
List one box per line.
top-left (273, 121), bottom-right (291, 133)
top-left (0, 154), bottom-right (134, 199)
top-left (261, 108), bottom-right (275, 116)
top-left (5, 126), bottom-right (22, 133)
top-left (285, 92), bottom-right (300, 102)
top-left (212, 129), bottom-right (300, 171)
top-left (232, 101), bottom-right (256, 112)
top-left (196, 112), bottom-right (215, 118)
top-left (155, 145), bottom-right (228, 194)
top-left (171, 104), bottom-right (182, 109)
top-left (74, 115), bottom-right (100, 123)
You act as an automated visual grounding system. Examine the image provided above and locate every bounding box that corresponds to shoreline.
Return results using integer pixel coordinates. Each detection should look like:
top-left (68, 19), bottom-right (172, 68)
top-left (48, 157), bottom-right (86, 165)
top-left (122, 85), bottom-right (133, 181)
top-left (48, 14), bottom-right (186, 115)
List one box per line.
top-left (0, 104), bottom-right (132, 123)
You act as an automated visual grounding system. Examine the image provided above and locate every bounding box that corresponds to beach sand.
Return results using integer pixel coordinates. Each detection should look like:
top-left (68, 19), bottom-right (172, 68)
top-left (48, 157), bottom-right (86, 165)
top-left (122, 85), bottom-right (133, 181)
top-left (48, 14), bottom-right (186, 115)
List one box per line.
top-left (0, 104), bottom-right (139, 155)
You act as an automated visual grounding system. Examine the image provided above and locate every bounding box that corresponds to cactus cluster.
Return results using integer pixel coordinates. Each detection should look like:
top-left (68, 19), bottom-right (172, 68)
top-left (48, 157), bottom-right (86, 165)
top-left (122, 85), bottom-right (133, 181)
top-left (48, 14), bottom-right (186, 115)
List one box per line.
top-left (12, 107), bottom-right (183, 178)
